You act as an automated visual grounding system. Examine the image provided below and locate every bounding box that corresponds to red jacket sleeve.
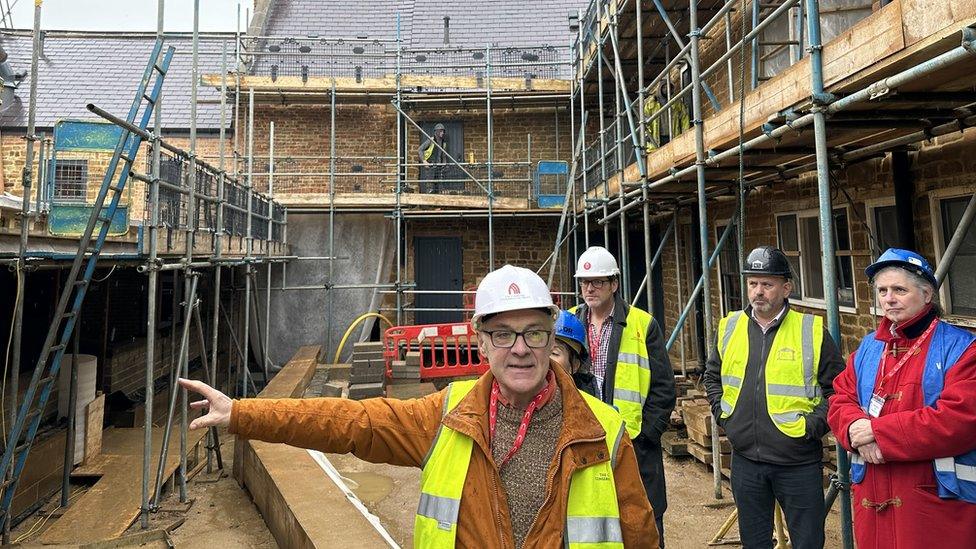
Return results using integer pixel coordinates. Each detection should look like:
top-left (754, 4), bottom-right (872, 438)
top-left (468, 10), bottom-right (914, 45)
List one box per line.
top-left (872, 344), bottom-right (976, 462)
top-left (827, 353), bottom-right (865, 452)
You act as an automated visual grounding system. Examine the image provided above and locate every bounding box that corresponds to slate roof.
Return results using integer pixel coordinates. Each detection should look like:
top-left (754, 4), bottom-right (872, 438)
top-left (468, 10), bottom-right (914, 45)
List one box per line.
top-left (252, 0), bottom-right (589, 78)
top-left (0, 31), bottom-right (235, 130)
top-left (263, 0), bottom-right (583, 49)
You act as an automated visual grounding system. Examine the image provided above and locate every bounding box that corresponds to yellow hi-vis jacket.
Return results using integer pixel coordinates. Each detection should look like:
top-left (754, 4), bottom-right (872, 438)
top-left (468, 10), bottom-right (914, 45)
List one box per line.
top-left (572, 305), bottom-right (653, 440)
top-left (415, 380), bottom-right (626, 548)
top-left (423, 140), bottom-right (436, 161)
top-left (716, 309), bottom-right (824, 438)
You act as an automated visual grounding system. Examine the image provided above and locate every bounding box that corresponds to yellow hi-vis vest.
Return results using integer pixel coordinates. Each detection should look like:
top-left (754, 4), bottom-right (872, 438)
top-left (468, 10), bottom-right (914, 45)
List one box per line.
top-left (572, 305), bottom-right (653, 440)
top-left (423, 140), bottom-right (436, 161)
top-left (716, 309), bottom-right (824, 438)
top-left (415, 380), bottom-right (626, 548)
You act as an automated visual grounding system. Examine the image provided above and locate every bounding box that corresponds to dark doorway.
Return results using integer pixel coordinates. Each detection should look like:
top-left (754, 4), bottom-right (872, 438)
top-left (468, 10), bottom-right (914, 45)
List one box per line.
top-left (414, 236), bottom-right (463, 324)
top-left (418, 121), bottom-right (464, 193)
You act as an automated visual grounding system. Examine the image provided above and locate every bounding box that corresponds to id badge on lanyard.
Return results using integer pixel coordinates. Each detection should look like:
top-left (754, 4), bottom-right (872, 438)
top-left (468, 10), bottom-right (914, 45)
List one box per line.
top-left (868, 393), bottom-right (885, 418)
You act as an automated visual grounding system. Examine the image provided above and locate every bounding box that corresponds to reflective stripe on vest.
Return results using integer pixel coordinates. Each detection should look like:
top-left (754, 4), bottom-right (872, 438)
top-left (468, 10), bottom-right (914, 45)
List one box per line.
top-left (850, 320), bottom-right (976, 503)
top-left (614, 307), bottom-right (653, 439)
top-left (416, 381), bottom-right (626, 548)
top-left (717, 309), bottom-right (823, 438)
top-left (424, 141), bottom-right (436, 161)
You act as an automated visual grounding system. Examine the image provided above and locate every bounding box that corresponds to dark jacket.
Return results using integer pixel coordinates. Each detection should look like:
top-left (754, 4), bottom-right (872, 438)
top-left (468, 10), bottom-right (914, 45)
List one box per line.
top-left (573, 296), bottom-right (676, 517)
top-left (418, 135), bottom-right (448, 164)
top-left (572, 371), bottom-right (599, 398)
top-left (703, 303), bottom-right (845, 465)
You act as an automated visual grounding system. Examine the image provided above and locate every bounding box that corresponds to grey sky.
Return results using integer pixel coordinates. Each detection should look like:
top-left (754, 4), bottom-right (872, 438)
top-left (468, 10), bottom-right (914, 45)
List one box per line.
top-left (7, 0), bottom-right (255, 32)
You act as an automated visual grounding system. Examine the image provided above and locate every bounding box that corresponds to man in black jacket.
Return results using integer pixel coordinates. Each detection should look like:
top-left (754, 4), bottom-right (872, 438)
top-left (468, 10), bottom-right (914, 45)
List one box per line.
top-left (704, 246), bottom-right (844, 549)
top-left (572, 245), bottom-right (676, 546)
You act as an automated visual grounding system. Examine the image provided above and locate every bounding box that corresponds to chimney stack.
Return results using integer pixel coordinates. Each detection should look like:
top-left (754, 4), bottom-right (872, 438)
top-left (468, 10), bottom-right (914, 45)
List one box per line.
top-left (443, 16), bottom-right (451, 45)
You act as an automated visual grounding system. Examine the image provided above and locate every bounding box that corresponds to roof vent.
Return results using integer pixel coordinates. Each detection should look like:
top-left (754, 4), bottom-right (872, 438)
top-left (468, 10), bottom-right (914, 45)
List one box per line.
top-left (443, 16), bottom-right (450, 45)
top-left (268, 44), bottom-right (281, 53)
top-left (298, 44), bottom-right (312, 54)
top-left (352, 46), bottom-right (365, 54)
top-left (521, 52), bottom-right (539, 62)
top-left (415, 54), bottom-right (427, 63)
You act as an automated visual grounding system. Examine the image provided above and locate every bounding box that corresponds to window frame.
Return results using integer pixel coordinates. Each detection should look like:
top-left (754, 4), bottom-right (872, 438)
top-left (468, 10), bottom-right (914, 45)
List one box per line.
top-left (930, 187), bottom-right (976, 318)
top-left (715, 222), bottom-right (743, 317)
top-left (53, 159), bottom-right (89, 203)
top-left (775, 206), bottom-right (858, 314)
top-left (864, 197), bottom-right (898, 317)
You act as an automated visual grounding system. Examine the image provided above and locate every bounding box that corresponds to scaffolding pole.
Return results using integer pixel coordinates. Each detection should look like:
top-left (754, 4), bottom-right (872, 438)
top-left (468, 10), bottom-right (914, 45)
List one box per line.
top-left (805, 1), bottom-right (852, 545)
top-left (395, 12), bottom-right (404, 326)
top-left (688, 0), bottom-right (722, 500)
top-left (5, 2), bottom-right (41, 540)
top-left (141, 0), bottom-right (165, 529)
top-left (244, 86), bottom-right (255, 395)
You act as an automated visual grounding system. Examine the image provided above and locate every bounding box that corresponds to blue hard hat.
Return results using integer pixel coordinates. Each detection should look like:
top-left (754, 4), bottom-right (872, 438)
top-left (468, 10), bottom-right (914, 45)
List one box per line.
top-left (865, 248), bottom-right (937, 287)
top-left (554, 310), bottom-right (588, 357)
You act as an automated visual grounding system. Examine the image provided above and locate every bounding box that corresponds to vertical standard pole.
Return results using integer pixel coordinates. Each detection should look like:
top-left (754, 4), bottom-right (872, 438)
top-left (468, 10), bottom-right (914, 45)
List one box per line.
top-left (577, 9), bottom-right (591, 250)
top-left (596, 27), bottom-right (609, 246)
top-left (751, 0), bottom-right (761, 89)
top-left (244, 87), bottom-right (254, 395)
top-left (265, 121), bottom-right (274, 374)
top-left (486, 45), bottom-right (495, 269)
top-left (8, 5), bottom-right (42, 539)
top-left (208, 40), bottom-right (228, 472)
top-left (689, 0), bottom-right (722, 500)
top-left (142, 0), bottom-right (165, 528)
top-left (177, 0), bottom-right (201, 503)
top-left (806, 1), bottom-right (851, 546)
top-left (395, 13), bottom-right (404, 326)
top-left (608, 7), bottom-right (629, 300)
top-left (328, 82), bottom-right (336, 357)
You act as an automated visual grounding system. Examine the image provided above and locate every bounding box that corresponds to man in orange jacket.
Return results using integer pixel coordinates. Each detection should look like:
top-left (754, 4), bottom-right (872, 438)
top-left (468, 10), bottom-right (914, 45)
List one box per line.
top-left (182, 264), bottom-right (658, 548)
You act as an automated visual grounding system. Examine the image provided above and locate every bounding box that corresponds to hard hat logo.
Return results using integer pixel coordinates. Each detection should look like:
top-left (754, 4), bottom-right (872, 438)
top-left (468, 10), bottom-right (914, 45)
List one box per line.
top-left (752, 260), bottom-right (764, 269)
top-left (583, 262), bottom-right (591, 270)
top-left (507, 283), bottom-right (521, 295)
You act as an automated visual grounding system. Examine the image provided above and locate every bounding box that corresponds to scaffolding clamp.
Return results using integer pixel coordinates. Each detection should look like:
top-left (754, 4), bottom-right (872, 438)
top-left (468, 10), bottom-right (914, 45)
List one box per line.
top-left (961, 26), bottom-right (976, 54)
top-left (137, 258), bottom-right (163, 274)
top-left (867, 81), bottom-right (892, 101)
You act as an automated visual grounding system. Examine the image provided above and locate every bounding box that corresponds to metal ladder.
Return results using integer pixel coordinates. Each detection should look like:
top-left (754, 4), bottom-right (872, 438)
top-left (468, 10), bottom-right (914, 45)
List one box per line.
top-left (0, 39), bottom-right (175, 528)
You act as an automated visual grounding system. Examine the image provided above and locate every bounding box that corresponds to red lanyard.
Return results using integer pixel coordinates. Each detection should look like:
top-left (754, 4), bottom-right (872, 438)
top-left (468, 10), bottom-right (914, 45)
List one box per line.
top-left (489, 371), bottom-right (554, 468)
top-left (877, 318), bottom-right (938, 393)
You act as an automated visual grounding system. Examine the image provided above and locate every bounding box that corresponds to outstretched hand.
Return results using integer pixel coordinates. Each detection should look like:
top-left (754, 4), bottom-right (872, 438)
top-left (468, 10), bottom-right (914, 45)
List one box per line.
top-left (179, 378), bottom-right (233, 430)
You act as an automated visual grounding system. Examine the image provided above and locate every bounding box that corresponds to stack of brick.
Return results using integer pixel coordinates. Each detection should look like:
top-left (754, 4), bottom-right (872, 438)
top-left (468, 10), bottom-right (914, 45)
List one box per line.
top-left (389, 351), bottom-right (422, 384)
top-left (347, 342), bottom-right (386, 400)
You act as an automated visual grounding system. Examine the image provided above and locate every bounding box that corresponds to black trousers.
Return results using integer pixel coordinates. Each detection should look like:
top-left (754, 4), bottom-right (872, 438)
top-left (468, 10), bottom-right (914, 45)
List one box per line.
top-left (634, 437), bottom-right (668, 548)
top-left (730, 454), bottom-right (825, 549)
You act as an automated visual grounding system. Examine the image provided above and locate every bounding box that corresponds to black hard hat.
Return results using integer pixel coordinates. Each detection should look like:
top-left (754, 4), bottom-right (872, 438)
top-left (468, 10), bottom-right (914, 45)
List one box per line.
top-left (741, 246), bottom-right (792, 278)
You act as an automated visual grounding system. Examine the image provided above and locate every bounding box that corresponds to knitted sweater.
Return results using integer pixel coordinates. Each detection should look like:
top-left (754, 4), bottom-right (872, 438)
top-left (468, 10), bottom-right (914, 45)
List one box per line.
top-left (491, 386), bottom-right (564, 548)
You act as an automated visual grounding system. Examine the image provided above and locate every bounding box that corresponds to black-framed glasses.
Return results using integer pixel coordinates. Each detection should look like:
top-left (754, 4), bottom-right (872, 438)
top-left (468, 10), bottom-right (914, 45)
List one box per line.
top-left (579, 278), bottom-right (611, 289)
top-left (482, 329), bottom-right (552, 349)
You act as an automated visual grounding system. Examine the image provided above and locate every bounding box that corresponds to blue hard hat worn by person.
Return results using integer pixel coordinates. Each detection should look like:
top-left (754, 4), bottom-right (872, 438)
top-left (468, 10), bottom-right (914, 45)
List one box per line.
top-left (552, 310), bottom-right (598, 397)
top-left (865, 248), bottom-right (937, 288)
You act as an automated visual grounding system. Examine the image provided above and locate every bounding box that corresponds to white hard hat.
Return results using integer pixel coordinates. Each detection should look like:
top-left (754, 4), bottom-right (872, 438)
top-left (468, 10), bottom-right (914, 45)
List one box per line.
top-left (472, 264), bottom-right (558, 327)
top-left (574, 246), bottom-right (620, 278)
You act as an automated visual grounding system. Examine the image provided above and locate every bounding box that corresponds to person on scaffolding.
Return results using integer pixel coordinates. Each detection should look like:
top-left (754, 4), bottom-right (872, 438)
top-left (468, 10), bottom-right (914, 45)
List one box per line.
top-left (418, 122), bottom-right (449, 194)
top-left (570, 245), bottom-right (676, 546)
top-left (828, 248), bottom-right (976, 549)
top-left (551, 310), bottom-right (599, 397)
top-left (704, 246), bottom-right (844, 549)
top-left (180, 264), bottom-right (659, 548)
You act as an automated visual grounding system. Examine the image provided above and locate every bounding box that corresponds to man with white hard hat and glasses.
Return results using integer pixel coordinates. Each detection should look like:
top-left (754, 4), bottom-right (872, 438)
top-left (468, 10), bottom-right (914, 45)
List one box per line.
top-left (571, 245), bottom-right (676, 546)
top-left (178, 264), bottom-right (659, 548)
